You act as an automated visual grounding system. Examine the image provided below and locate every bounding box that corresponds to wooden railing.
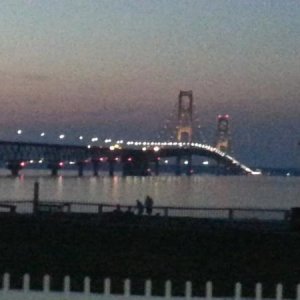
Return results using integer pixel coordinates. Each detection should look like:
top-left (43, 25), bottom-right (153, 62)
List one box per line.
top-left (0, 199), bottom-right (290, 221)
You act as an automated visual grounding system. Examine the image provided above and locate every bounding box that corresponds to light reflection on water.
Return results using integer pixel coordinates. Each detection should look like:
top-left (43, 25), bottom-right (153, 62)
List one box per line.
top-left (0, 170), bottom-right (298, 209)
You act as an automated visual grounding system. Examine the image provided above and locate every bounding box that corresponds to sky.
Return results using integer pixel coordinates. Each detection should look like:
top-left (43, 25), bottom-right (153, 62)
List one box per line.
top-left (0, 0), bottom-right (299, 168)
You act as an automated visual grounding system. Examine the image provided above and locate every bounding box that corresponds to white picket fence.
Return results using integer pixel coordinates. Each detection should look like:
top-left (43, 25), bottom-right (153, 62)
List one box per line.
top-left (0, 273), bottom-right (299, 300)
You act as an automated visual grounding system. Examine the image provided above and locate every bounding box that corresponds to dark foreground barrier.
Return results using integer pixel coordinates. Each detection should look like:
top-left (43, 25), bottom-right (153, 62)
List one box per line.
top-left (290, 207), bottom-right (300, 230)
top-left (0, 213), bottom-right (299, 298)
top-left (0, 274), bottom-right (297, 299)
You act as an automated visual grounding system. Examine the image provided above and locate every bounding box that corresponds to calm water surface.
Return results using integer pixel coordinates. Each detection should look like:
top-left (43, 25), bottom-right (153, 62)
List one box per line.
top-left (0, 170), bottom-right (298, 209)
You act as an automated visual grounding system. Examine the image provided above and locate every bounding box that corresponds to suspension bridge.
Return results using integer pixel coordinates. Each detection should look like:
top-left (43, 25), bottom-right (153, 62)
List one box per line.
top-left (0, 91), bottom-right (259, 176)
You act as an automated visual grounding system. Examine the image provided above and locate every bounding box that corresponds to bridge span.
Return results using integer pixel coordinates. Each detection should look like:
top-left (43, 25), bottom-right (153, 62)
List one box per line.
top-left (0, 140), bottom-right (259, 176)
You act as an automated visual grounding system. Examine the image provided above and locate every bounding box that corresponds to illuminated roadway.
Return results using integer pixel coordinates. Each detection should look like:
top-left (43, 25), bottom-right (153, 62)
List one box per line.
top-left (0, 140), bottom-right (260, 176)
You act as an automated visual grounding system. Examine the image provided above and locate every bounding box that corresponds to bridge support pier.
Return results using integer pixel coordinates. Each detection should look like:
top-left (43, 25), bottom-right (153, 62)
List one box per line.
top-left (186, 155), bottom-right (193, 176)
top-left (77, 162), bottom-right (85, 177)
top-left (7, 162), bottom-right (22, 176)
top-left (51, 168), bottom-right (58, 176)
top-left (47, 162), bottom-right (62, 177)
top-left (92, 160), bottom-right (99, 177)
top-left (154, 159), bottom-right (159, 176)
top-left (175, 156), bottom-right (181, 176)
top-left (108, 159), bottom-right (115, 177)
top-left (122, 154), bottom-right (149, 176)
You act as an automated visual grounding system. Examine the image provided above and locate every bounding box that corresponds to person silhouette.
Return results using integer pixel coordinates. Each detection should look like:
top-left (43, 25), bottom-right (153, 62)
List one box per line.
top-left (144, 195), bottom-right (154, 216)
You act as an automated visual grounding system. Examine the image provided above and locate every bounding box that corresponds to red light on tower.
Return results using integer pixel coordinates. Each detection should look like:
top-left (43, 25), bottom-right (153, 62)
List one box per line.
top-left (127, 157), bottom-right (132, 162)
top-left (218, 114), bottom-right (229, 120)
top-left (20, 161), bottom-right (26, 167)
top-left (59, 162), bottom-right (64, 167)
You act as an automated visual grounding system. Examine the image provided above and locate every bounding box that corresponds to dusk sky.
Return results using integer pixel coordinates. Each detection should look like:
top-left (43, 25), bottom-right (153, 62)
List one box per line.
top-left (0, 0), bottom-right (299, 168)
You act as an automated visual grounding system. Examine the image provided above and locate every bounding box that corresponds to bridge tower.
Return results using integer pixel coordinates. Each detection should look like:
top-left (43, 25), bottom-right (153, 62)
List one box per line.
top-left (176, 90), bottom-right (193, 143)
top-left (215, 114), bottom-right (232, 153)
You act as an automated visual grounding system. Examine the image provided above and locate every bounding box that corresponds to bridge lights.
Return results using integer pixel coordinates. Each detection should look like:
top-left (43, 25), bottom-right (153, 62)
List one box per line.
top-left (59, 134), bottom-right (65, 139)
top-left (109, 146), bottom-right (115, 151)
top-left (17, 129), bottom-right (22, 135)
top-left (91, 137), bottom-right (98, 142)
top-left (79, 136), bottom-right (83, 140)
top-left (153, 146), bottom-right (160, 152)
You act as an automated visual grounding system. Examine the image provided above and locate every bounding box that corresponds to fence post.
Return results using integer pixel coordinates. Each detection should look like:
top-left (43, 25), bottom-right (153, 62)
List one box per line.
top-left (276, 283), bottom-right (283, 300)
top-left (164, 208), bottom-right (168, 217)
top-left (124, 279), bottom-right (131, 296)
top-left (64, 275), bottom-right (70, 297)
top-left (104, 278), bottom-right (111, 296)
top-left (297, 284), bottom-right (300, 300)
top-left (145, 279), bottom-right (152, 297)
top-left (43, 274), bottom-right (50, 292)
top-left (185, 281), bottom-right (192, 299)
top-left (66, 203), bottom-right (71, 213)
top-left (23, 273), bottom-right (30, 293)
top-left (165, 280), bottom-right (172, 298)
top-left (255, 283), bottom-right (262, 300)
top-left (2, 273), bottom-right (10, 293)
top-left (84, 277), bottom-right (91, 295)
top-left (235, 282), bottom-right (242, 300)
top-left (98, 204), bottom-right (103, 214)
top-left (33, 181), bottom-right (39, 214)
top-left (206, 281), bottom-right (213, 300)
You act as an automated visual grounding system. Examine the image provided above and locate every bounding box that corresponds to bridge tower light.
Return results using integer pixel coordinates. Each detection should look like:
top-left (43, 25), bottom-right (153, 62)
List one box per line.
top-left (176, 90), bottom-right (193, 143)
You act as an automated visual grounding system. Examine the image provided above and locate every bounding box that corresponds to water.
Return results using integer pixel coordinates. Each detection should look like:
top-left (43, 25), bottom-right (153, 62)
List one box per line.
top-left (0, 170), bottom-right (299, 210)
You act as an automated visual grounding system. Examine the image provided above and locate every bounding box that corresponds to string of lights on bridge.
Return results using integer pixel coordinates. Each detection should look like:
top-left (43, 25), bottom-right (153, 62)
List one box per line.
top-left (11, 128), bottom-right (259, 175)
